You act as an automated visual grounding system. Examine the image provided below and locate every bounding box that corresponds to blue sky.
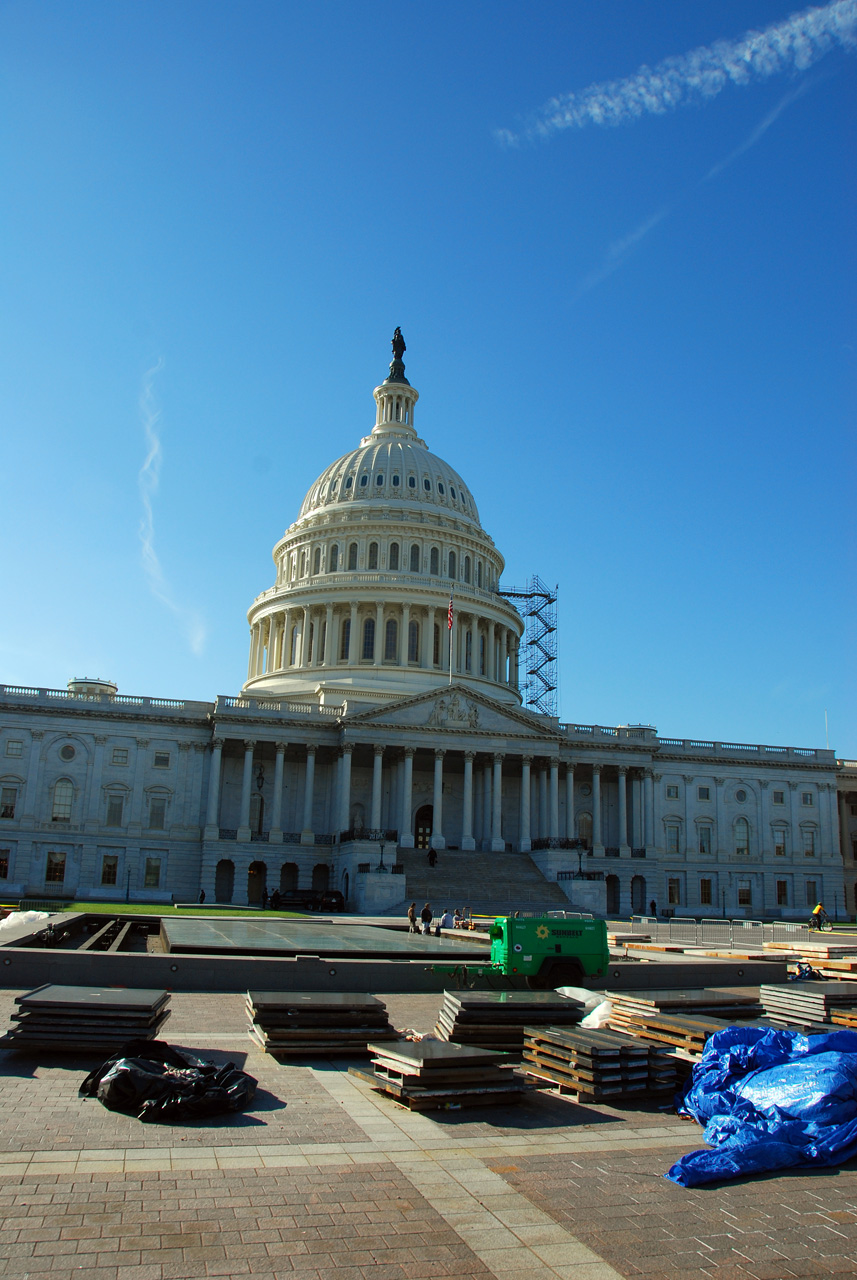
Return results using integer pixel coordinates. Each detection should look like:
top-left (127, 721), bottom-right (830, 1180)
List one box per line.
top-left (1, 1), bottom-right (854, 754)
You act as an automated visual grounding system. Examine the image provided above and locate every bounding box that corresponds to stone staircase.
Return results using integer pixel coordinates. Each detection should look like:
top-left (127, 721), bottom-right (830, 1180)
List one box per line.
top-left (385, 848), bottom-right (571, 917)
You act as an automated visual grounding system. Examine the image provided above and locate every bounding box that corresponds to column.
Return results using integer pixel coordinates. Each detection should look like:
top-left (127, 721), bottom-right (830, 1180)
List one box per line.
top-left (301, 746), bottom-right (317, 844)
top-left (269, 742), bottom-right (285, 843)
top-left (462, 751), bottom-right (475, 850)
top-left (301, 606), bottom-right (312, 667)
top-left (715, 776), bottom-right (727, 857)
top-left (631, 772), bottom-right (642, 846)
top-left (592, 764), bottom-right (603, 854)
top-left (432, 750), bottom-right (445, 849)
top-left (644, 770), bottom-right (655, 848)
top-left (247, 625), bottom-right (258, 681)
top-left (128, 738), bottom-right (149, 833)
top-left (323, 605), bottom-right (334, 666)
top-left (338, 745), bottom-right (353, 835)
top-left (840, 791), bottom-right (851, 863)
top-left (538, 767), bottom-right (548, 839)
top-left (204, 738), bottom-right (224, 837)
top-left (482, 763), bottom-right (492, 849)
top-left (348, 602), bottom-right (358, 665)
top-left (423, 607), bottom-right (434, 668)
top-left (400, 748), bottom-right (415, 847)
top-left (520, 756), bottom-right (532, 852)
top-left (374, 601), bottom-right (384, 665)
top-left (86, 736), bottom-right (107, 826)
top-left (549, 758), bottom-right (559, 839)
top-left (237, 740), bottom-right (256, 841)
top-left (618, 767), bottom-right (630, 852)
top-left (565, 765), bottom-right (575, 840)
top-left (371, 746), bottom-right (384, 831)
top-left (491, 754), bottom-right (504, 852)
top-left (758, 780), bottom-right (771, 861)
top-left (174, 741), bottom-right (190, 830)
top-left (21, 730), bottom-right (44, 826)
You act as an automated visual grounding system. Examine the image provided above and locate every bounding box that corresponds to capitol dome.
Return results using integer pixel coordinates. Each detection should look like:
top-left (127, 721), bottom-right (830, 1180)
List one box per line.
top-left (243, 332), bottom-right (524, 708)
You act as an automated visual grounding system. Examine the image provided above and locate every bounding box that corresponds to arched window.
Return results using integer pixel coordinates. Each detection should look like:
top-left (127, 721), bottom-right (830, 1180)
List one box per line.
top-left (464, 556), bottom-right (471, 583)
top-left (477, 561), bottom-right (483, 587)
top-left (448, 550), bottom-right (457, 580)
top-left (578, 812), bottom-right (592, 847)
top-left (299, 550), bottom-right (306, 577)
top-left (465, 631), bottom-right (472, 671)
top-left (735, 817), bottom-right (750, 857)
top-left (368, 542), bottom-right (378, 570)
top-left (348, 542), bottom-right (358, 570)
top-left (384, 619), bottom-right (398, 661)
top-left (52, 779), bottom-right (74, 822)
top-left (410, 543), bottom-right (420, 572)
top-left (312, 546), bottom-right (321, 575)
top-left (408, 621), bottom-right (419, 662)
top-left (329, 544), bottom-right (339, 572)
top-left (376, 473), bottom-right (384, 486)
top-left (389, 542), bottom-right (399, 571)
top-left (430, 547), bottom-right (439, 575)
top-left (339, 618), bottom-right (350, 661)
top-left (433, 624), bottom-right (440, 665)
top-left (362, 618), bottom-right (375, 660)
top-left (479, 634), bottom-right (485, 674)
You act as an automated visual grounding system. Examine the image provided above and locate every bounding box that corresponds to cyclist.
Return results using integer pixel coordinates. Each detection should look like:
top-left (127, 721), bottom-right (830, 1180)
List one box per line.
top-left (811, 901), bottom-right (825, 922)
top-left (809, 902), bottom-right (832, 931)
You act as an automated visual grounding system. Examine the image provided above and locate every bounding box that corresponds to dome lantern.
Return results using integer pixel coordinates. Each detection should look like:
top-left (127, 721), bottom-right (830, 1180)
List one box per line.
top-left (371, 328), bottom-right (419, 438)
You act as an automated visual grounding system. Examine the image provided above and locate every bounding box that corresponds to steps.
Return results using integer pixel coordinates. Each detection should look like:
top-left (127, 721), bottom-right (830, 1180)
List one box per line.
top-left (388, 848), bottom-right (570, 917)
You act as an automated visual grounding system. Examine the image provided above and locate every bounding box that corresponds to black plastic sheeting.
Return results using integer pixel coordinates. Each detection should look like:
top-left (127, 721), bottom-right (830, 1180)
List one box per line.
top-left (667, 1026), bottom-right (857, 1187)
top-left (79, 1039), bottom-right (258, 1122)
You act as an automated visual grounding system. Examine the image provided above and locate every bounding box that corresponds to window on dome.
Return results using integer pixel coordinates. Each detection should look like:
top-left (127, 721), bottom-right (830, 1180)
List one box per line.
top-left (368, 542), bottom-right (378, 570)
top-left (340, 618), bottom-right (350, 661)
top-left (408, 621), bottom-right (419, 663)
top-left (450, 487), bottom-right (456, 500)
top-left (385, 619), bottom-right (398, 661)
top-left (433, 624), bottom-right (441, 665)
top-left (299, 550), bottom-right (306, 577)
top-left (423, 478), bottom-right (431, 491)
top-left (331, 478), bottom-right (338, 490)
top-left (392, 474), bottom-right (400, 487)
top-left (448, 551), bottom-right (457, 580)
top-left (348, 543), bottom-right (358, 570)
top-left (477, 561), bottom-right (483, 587)
top-left (409, 544), bottom-right (420, 573)
top-left (430, 547), bottom-right (439, 575)
top-left (465, 631), bottom-right (472, 672)
top-left (389, 543), bottom-right (399, 571)
top-left (345, 476), bottom-right (353, 490)
top-left (313, 547), bottom-right (321, 575)
top-left (376, 473), bottom-right (384, 486)
top-left (408, 476), bottom-right (416, 489)
top-left (290, 627), bottom-right (298, 664)
top-left (438, 483), bottom-right (445, 495)
top-left (464, 556), bottom-right (471, 583)
top-left (360, 475), bottom-right (368, 487)
top-left (479, 634), bottom-right (485, 675)
top-left (329, 544), bottom-right (339, 572)
top-left (362, 618), bottom-right (375, 661)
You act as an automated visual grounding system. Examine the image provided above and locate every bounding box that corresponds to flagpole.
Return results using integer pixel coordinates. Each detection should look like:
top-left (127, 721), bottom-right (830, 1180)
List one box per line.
top-left (448, 591), bottom-right (454, 686)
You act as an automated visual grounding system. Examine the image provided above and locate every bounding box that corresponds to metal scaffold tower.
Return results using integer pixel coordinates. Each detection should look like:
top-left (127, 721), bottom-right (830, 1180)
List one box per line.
top-left (500, 575), bottom-right (559, 718)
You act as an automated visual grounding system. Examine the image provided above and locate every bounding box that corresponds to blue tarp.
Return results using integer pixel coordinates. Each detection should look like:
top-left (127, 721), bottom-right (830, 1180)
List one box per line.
top-left (666, 1025), bottom-right (857, 1187)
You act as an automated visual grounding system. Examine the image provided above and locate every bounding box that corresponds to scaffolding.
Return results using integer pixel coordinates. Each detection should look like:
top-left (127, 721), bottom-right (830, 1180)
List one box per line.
top-left (500, 575), bottom-right (559, 718)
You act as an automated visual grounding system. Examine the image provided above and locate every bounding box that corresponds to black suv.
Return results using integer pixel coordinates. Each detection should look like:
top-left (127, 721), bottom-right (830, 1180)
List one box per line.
top-left (276, 889), bottom-right (345, 913)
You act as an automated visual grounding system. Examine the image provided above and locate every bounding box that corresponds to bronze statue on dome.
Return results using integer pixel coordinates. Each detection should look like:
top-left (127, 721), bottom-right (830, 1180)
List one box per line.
top-left (391, 328), bottom-right (406, 361)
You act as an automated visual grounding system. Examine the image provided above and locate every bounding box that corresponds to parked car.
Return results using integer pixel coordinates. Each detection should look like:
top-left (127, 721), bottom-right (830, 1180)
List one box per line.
top-left (276, 888), bottom-right (345, 913)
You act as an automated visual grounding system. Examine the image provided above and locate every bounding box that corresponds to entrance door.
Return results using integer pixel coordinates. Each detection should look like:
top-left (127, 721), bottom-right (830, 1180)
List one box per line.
top-left (414, 804), bottom-right (433, 849)
top-left (215, 859), bottom-right (234, 903)
top-left (248, 860), bottom-right (267, 905)
top-left (606, 874), bottom-right (620, 915)
top-left (631, 875), bottom-right (646, 914)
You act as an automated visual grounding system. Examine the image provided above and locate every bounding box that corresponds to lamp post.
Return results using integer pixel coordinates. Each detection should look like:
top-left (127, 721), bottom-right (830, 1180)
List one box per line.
top-left (376, 840), bottom-right (388, 873)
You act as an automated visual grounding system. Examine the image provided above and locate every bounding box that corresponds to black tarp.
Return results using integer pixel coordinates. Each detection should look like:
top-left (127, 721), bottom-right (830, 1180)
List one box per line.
top-left (80, 1039), bottom-right (258, 1122)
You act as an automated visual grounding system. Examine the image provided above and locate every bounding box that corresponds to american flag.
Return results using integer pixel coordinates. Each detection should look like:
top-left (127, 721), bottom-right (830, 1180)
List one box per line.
top-left (447, 595), bottom-right (454, 630)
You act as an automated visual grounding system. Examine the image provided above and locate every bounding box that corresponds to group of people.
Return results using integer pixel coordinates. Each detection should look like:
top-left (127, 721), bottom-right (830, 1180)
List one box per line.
top-left (407, 902), bottom-right (472, 936)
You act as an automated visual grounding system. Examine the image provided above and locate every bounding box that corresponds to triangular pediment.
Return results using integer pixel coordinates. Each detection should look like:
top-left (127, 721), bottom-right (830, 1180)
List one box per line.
top-left (343, 684), bottom-right (560, 742)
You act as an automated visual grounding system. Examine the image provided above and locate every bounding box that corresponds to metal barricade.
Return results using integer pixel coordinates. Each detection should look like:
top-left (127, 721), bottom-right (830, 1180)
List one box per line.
top-left (631, 914), bottom-right (658, 934)
top-left (733, 919), bottom-right (765, 949)
top-left (668, 917), bottom-right (700, 944)
top-left (771, 920), bottom-right (810, 943)
top-left (700, 918), bottom-right (733, 947)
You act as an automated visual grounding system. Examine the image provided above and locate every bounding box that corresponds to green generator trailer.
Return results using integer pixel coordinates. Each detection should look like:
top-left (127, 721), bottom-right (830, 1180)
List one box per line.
top-left (433, 914), bottom-right (610, 990)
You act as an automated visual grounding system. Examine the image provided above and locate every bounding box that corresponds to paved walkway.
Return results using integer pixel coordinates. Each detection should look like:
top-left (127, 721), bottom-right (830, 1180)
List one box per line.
top-left (0, 991), bottom-right (855, 1280)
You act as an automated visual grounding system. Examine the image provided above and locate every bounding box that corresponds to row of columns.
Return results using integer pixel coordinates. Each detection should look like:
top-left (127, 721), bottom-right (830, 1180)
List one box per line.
top-left (204, 738), bottom-right (319, 846)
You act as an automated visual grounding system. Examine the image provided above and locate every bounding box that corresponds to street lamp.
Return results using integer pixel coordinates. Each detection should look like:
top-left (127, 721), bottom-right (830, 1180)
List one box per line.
top-left (376, 840), bottom-right (388, 873)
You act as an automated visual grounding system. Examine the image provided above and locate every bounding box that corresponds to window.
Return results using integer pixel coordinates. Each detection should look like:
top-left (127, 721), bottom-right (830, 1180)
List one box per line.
top-left (430, 547), bottom-right (439, 575)
top-left (774, 830), bottom-right (787, 857)
top-left (408, 621), bottom-right (419, 663)
top-left (0, 850), bottom-right (8, 879)
top-left (329, 544), bottom-right (339, 572)
top-left (362, 618), bottom-right (375, 660)
top-left (698, 827), bottom-right (711, 855)
top-left (52, 780), bottom-right (73, 822)
top-left (392, 474), bottom-right (400, 487)
top-left (738, 880), bottom-right (752, 906)
top-left (313, 546), bottom-right (321, 574)
top-left (668, 878), bottom-right (681, 905)
top-left (735, 789), bottom-right (747, 803)
top-left (410, 543), bottom-right (420, 572)
top-left (1, 787), bottom-right (17, 820)
top-left (465, 631), bottom-right (472, 671)
top-left (59, 744), bottom-right (76, 762)
top-left (144, 858), bottom-right (161, 888)
top-left (345, 475), bottom-right (353, 490)
top-left (433, 624), bottom-right (440, 665)
top-left (773, 790), bottom-right (785, 805)
top-left (299, 550), bottom-right (306, 577)
top-left (805, 880), bottom-right (817, 908)
top-left (666, 784), bottom-right (679, 800)
top-left (340, 618), bottom-right (351, 661)
top-left (777, 880), bottom-right (788, 906)
top-left (697, 786), bottom-right (710, 801)
top-left (389, 542), bottom-right (399, 571)
top-left (700, 878), bottom-right (712, 905)
top-left (368, 542), bottom-right (379, 570)
top-left (448, 551), bottom-right (456, 579)
top-left (408, 476), bottom-right (416, 489)
top-left (464, 556), bottom-right (471, 583)
top-left (153, 752), bottom-right (170, 769)
top-left (384, 619), bottom-right (398, 661)
top-left (423, 478), bottom-right (431, 491)
top-left (802, 792), bottom-right (814, 807)
top-left (360, 474), bottom-right (368, 487)
top-left (666, 824), bottom-right (680, 854)
top-left (101, 855), bottom-right (118, 886)
top-left (289, 626), bottom-right (298, 665)
top-left (5, 741), bottom-right (22, 758)
top-left (479, 634), bottom-right (485, 675)
top-left (477, 561), bottom-right (482, 587)
top-left (375, 473), bottom-right (384, 486)
top-left (106, 794), bottom-right (124, 827)
top-left (149, 797), bottom-right (167, 830)
top-left (803, 829), bottom-right (815, 857)
top-left (734, 817), bottom-right (749, 856)
top-left (348, 542), bottom-right (358, 570)
top-left (450, 487), bottom-right (456, 500)
top-left (438, 482), bottom-right (445, 495)
top-left (45, 851), bottom-right (66, 883)
top-left (112, 748), bottom-right (128, 766)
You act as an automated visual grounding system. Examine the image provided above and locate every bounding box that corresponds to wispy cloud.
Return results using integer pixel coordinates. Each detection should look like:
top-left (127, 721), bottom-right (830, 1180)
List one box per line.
top-left (498, 0), bottom-right (856, 144)
top-left (138, 360), bottom-right (206, 655)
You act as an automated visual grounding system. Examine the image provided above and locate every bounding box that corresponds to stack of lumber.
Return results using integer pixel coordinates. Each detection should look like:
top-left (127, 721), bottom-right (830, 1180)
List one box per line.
top-left (760, 981), bottom-right (857, 1028)
top-left (523, 1025), bottom-right (676, 1103)
top-left (350, 1039), bottom-right (531, 1110)
top-left (434, 990), bottom-right (585, 1052)
top-left (3, 984), bottom-right (170, 1051)
top-left (246, 991), bottom-right (397, 1056)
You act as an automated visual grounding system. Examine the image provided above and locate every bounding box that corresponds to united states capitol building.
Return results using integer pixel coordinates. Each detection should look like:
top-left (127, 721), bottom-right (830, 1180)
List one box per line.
top-left (2, 335), bottom-right (855, 919)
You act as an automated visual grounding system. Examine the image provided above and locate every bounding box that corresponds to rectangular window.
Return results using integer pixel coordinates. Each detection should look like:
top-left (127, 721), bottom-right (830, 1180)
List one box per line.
top-left (668, 877), bottom-right (681, 905)
top-left (433, 624), bottom-right (440, 665)
top-left (700, 878), bottom-right (712, 905)
top-left (45, 851), bottom-right (66, 883)
top-left (101, 855), bottom-right (118, 886)
top-left (805, 880), bottom-right (817, 908)
top-left (339, 618), bottom-right (350, 661)
top-left (0, 851), bottom-right (8, 879)
top-left (149, 797), bottom-right (167, 830)
top-left (666, 784), bottom-right (679, 799)
top-left (774, 831), bottom-right (787, 857)
top-left (144, 858), bottom-right (161, 888)
top-left (777, 880), bottom-right (788, 906)
top-left (697, 785), bottom-right (710, 801)
top-left (803, 830), bottom-right (815, 857)
top-left (112, 748), bottom-right (128, 765)
top-left (0, 787), bottom-right (17, 820)
top-left (5, 741), bottom-right (23, 758)
top-left (698, 826), bottom-right (711, 855)
top-left (773, 790), bottom-right (785, 805)
top-left (801, 792), bottom-right (814, 806)
top-left (738, 880), bottom-right (752, 907)
top-left (106, 795), bottom-right (124, 827)
top-left (666, 824), bottom-right (680, 854)
top-left (153, 752), bottom-right (170, 769)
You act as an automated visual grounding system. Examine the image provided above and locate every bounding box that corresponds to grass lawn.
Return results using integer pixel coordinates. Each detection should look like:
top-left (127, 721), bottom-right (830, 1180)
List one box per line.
top-left (56, 902), bottom-right (308, 918)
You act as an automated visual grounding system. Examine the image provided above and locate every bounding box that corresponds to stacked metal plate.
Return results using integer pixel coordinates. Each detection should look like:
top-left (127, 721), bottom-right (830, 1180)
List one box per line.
top-left (760, 982), bottom-right (857, 1028)
top-left (4, 985), bottom-right (171, 1051)
top-left (607, 987), bottom-right (763, 1038)
top-left (246, 991), bottom-right (398, 1056)
top-left (434, 990), bottom-right (585, 1052)
top-left (522, 1025), bottom-right (676, 1102)
top-left (350, 1038), bottom-right (533, 1111)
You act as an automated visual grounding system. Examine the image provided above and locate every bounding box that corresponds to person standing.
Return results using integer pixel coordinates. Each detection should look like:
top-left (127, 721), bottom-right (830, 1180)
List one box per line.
top-left (420, 903), bottom-right (433, 935)
top-left (407, 902), bottom-right (419, 933)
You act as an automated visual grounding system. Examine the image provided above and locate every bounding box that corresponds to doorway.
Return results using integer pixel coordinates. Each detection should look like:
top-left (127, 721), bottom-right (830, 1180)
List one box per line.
top-left (414, 804), bottom-right (433, 849)
top-left (248, 860), bottom-right (267, 905)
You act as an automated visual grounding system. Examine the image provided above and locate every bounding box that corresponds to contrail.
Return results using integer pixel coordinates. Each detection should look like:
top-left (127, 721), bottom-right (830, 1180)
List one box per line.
top-left (138, 360), bottom-right (206, 656)
top-left (498, 0), bottom-right (856, 144)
